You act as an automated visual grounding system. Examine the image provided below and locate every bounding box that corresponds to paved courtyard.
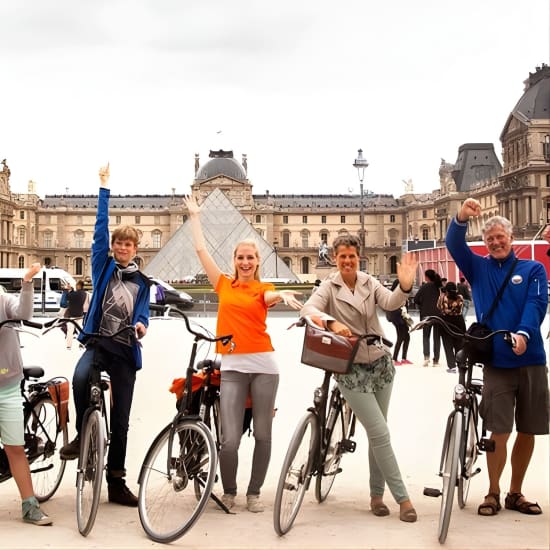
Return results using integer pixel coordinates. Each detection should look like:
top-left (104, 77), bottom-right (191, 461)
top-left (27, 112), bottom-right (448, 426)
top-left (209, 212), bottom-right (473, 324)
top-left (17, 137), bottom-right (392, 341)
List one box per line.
top-left (1, 311), bottom-right (548, 549)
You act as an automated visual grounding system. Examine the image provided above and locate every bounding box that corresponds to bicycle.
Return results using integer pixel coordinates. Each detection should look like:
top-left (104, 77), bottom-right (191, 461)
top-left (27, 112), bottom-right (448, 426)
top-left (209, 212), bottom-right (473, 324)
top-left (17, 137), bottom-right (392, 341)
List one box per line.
top-left (273, 324), bottom-right (392, 536)
top-left (43, 318), bottom-right (138, 536)
top-left (0, 319), bottom-right (69, 501)
top-left (137, 311), bottom-right (233, 543)
top-left (412, 315), bottom-right (514, 544)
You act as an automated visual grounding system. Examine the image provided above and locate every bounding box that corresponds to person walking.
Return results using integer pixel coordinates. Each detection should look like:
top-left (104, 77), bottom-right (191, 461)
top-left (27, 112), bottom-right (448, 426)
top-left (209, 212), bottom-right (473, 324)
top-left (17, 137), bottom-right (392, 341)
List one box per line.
top-left (0, 262), bottom-right (52, 525)
top-left (436, 281), bottom-right (466, 372)
top-left (414, 269), bottom-right (443, 366)
top-left (60, 164), bottom-right (150, 507)
top-left (184, 195), bottom-right (302, 513)
top-left (64, 280), bottom-right (88, 350)
top-left (446, 198), bottom-right (548, 517)
top-left (385, 279), bottom-right (412, 365)
top-left (301, 235), bottom-right (418, 522)
top-left (457, 277), bottom-right (472, 319)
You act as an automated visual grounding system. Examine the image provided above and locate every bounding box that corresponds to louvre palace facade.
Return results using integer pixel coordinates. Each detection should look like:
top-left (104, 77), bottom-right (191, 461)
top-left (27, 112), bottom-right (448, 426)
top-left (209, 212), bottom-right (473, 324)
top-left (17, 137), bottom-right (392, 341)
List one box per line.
top-left (0, 65), bottom-right (549, 283)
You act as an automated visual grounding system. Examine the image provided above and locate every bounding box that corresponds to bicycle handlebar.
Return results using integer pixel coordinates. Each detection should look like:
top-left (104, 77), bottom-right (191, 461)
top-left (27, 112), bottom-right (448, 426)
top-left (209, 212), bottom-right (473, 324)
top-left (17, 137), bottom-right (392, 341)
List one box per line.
top-left (42, 317), bottom-right (137, 341)
top-left (0, 319), bottom-right (44, 331)
top-left (411, 315), bottom-right (514, 346)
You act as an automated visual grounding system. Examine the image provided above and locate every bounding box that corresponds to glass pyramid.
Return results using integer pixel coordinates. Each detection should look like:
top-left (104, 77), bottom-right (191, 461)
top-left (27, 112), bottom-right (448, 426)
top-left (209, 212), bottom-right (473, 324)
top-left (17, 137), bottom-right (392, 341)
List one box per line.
top-left (144, 188), bottom-right (299, 282)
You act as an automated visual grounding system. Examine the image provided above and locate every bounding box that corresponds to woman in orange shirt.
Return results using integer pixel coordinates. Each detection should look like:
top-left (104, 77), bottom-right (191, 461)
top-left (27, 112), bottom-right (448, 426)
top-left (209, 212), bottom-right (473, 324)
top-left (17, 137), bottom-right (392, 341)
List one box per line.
top-left (184, 196), bottom-right (302, 513)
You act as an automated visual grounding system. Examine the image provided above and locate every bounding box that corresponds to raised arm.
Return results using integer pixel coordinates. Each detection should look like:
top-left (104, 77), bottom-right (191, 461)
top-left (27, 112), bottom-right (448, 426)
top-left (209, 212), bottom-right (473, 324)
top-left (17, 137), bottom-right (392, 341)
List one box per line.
top-left (183, 196), bottom-right (222, 286)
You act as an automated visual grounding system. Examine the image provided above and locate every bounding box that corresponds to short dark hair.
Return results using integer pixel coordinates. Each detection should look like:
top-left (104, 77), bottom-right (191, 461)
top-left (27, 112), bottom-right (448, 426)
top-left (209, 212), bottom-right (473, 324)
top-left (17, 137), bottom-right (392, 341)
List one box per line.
top-left (332, 234), bottom-right (361, 255)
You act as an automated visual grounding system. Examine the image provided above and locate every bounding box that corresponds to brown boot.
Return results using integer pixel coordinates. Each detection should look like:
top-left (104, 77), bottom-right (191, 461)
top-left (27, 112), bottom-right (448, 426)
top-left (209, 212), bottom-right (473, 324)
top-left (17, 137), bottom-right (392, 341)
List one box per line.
top-left (107, 478), bottom-right (138, 507)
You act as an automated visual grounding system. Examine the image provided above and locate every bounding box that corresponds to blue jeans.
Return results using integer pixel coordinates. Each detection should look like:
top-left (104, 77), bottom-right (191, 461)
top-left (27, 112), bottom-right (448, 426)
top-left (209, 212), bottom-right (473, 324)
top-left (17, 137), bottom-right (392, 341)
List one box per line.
top-left (72, 347), bottom-right (136, 476)
top-left (338, 381), bottom-right (410, 503)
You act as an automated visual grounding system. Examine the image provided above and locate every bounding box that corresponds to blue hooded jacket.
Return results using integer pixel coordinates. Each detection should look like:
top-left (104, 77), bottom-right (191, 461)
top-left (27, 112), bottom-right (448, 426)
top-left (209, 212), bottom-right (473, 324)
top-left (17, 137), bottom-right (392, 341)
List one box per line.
top-left (78, 187), bottom-right (150, 369)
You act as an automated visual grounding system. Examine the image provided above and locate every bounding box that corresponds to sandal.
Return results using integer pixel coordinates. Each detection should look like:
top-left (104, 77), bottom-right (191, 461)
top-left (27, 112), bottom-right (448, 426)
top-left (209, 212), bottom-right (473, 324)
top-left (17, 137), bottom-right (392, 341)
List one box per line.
top-left (399, 507), bottom-right (417, 523)
top-left (504, 492), bottom-right (542, 515)
top-left (478, 493), bottom-right (501, 516)
top-left (371, 502), bottom-right (390, 517)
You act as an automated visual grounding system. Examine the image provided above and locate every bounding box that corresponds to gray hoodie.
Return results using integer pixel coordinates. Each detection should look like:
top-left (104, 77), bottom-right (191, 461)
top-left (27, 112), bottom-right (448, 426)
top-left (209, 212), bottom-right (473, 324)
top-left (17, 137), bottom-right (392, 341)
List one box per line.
top-left (0, 281), bottom-right (33, 388)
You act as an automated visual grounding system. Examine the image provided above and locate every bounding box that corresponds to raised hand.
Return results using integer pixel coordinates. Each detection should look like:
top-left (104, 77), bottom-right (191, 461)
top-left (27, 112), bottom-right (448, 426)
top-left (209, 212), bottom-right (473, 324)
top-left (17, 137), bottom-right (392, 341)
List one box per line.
top-left (183, 195), bottom-right (201, 216)
top-left (99, 163), bottom-right (110, 188)
top-left (23, 263), bottom-right (41, 282)
top-left (396, 252), bottom-right (417, 291)
top-left (458, 198), bottom-right (481, 221)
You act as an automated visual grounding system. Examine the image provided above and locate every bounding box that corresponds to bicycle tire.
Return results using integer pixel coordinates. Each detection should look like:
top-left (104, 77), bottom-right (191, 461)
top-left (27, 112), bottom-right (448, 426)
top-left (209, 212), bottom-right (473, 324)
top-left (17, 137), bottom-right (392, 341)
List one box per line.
top-left (315, 400), bottom-right (345, 503)
top-left (438, 410), bottom-right (462, 544)
top-left (138, 419), bottom-right (217, 543)
top-left (76, 410), bottom-right (105, 537)
top-left (273, 412), bottom-right (317, 536)
top-left (27, 397), bottom-right (68, 502)
top-left (458, 407), bottom-right (478, 509)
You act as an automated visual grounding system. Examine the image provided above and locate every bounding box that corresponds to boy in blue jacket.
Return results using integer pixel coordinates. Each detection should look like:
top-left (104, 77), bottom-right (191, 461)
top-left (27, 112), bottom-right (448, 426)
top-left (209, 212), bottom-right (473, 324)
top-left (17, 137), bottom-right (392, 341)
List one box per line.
top-left (60, 164), bottom-right (150, 506)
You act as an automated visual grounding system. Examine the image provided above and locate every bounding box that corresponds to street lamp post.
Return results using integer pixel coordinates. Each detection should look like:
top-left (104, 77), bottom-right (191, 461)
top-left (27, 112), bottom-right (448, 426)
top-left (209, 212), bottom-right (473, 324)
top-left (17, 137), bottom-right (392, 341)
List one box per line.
top-left (273, 241), bottom-right (279, 278)
top-left (353, 149), bottom-right (369, 271)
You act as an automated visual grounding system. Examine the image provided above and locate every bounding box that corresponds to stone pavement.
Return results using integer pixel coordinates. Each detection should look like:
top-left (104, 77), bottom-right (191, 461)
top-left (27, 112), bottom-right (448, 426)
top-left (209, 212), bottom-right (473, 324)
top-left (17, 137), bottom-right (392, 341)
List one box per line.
top-left (0, 311), bottom-right (548, 549)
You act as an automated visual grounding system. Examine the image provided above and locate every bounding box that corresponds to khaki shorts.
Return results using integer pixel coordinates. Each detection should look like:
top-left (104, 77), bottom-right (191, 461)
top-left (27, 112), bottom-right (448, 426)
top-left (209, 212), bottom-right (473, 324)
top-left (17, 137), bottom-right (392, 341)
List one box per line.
top-left (480, 364), bottom-right (549, 435)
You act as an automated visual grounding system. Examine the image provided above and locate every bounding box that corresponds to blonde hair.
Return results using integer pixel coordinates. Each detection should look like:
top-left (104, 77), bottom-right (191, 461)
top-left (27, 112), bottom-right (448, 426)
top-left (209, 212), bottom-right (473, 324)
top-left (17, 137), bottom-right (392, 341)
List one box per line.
top-left (233, 239), bottom-right (261, 281)
top-left (111, 225), bottom-right (140, 245)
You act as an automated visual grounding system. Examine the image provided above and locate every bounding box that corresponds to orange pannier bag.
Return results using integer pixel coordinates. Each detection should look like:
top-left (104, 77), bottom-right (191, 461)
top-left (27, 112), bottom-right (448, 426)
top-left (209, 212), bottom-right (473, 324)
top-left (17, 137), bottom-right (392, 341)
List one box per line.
top-left (47, 377), bottom-right (70, 428)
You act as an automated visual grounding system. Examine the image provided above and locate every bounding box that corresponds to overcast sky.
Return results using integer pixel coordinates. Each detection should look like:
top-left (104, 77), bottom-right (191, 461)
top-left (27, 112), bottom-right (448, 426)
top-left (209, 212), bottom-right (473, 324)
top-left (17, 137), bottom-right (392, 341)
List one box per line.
top-left (1, 0), bottom-right (549, 199)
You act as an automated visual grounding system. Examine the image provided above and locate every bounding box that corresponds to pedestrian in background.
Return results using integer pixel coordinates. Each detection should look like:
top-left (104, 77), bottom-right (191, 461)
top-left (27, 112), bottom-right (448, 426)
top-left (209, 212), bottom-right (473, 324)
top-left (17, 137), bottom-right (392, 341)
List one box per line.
top-left (414, 269), bottom-right (443, 367)
top-left (457, 277), bottom-right (472, 319)
top-left (386, 279), bottom-right (412, 365)
top-left (64, 280), bottom-right (87, 350)
top-left (436, 281), bottom-right (466, 372)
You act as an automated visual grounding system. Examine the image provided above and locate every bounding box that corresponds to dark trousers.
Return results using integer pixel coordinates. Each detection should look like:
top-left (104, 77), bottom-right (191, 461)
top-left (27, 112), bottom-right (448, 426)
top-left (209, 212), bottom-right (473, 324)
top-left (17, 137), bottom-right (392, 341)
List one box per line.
top-left (72, 347), bottom-right (136, 477)
top-left (392, 323), bottom-right (410, 361)
top-left (422, 323), bottom-right (441, 361)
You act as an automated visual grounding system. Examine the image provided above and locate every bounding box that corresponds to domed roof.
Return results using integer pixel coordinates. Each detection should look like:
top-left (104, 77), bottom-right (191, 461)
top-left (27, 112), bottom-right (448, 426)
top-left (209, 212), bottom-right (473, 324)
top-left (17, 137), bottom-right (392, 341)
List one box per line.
top-left (511, 64), bottom-right (550, 121)
top-left (195, 150), bottom-right (247, 181)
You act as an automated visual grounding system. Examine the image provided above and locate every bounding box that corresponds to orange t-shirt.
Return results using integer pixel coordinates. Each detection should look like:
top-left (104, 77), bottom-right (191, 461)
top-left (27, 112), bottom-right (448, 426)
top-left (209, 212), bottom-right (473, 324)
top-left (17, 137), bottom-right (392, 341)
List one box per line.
top-left (215, 275), bottom-right (275, 355)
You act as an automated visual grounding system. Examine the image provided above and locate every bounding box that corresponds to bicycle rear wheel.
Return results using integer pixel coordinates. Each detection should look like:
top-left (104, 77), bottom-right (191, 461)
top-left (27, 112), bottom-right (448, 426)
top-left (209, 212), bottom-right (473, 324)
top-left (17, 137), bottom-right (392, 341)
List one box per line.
top-left (458, 407), bottom-right (478, 508)
top-left (27, 397), bottom-right (68, 502)
top-left (273, 412), bottom-right (317, 536)
top-left (315, 402), bottom-right (345, 503)
top-left (138, 419), bottom-right (217, 543)
top-left (76, 410), bottom-right (105, 537)
top-left (438, 410), bottom-right (462, 544)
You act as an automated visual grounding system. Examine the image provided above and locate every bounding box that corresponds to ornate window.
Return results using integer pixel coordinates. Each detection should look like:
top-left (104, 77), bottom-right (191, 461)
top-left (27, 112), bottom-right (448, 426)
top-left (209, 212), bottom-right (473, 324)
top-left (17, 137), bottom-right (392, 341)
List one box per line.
top-left (75, 257), bottom-right (84, 276)
top-left (301, 229), bottom-right (309, 248)
top-left (152, 230), bottom-right (161, 248)
top-left (18, 255), bottom-right (25, 268)
top-left (301, 257), bottom-right (310, 274)
top-left (74, 230), bottom-right (84, 248)
top-left (43, 231), bottom-right (53, 248)
top-left (18, 226), bottom-right (26, 246)
top-left (282, 231), bottom-right (290, 248)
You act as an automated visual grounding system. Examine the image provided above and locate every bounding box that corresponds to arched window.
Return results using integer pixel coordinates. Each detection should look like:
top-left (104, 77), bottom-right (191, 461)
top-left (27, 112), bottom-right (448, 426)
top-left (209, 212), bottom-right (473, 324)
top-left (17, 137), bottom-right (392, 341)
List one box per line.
top-left (18, 255), bottom-right (25, 268)
top-left (301, 229), bottom-right (309, 248)
top-left (283, 257), bottom-right (292, 269)
top-left (18, 226), bottom-right (26, 246)
top-left (389, 256), bottom-right (398, 274)
top-left (152, 230), bottom-right (161, 248)
top-left (301, 257), bottom-right (310, 274)
top-left (75, 257), bottom-right (84, 276)
top-left (320, 230), bottom-right (329, 245)
top-left (282, 231), bottom-right (290, 248)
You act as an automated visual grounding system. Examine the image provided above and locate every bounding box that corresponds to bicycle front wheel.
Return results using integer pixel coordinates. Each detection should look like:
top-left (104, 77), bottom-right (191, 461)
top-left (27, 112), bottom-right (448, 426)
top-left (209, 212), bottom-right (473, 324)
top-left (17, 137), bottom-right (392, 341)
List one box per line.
top-left (315, 403), bottom-right (345, 503)
top-left (438, 410), bottom-right (462, 544)
top-left (273, 411), bottom-right (318, 536)
top-left (27, 397), bottom-right (68, 501)
top-left (76, 410), bottom-right (105, 537)
top-left (458, 407), bottom-right (478, 509)
top-left (138, 419), bottom-right (217, 543)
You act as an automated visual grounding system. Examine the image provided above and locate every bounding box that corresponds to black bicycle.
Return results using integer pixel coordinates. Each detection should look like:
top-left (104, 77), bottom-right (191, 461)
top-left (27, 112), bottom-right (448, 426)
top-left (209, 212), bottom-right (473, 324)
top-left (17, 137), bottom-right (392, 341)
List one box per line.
top-left (0, 319), bottom-right (69, 501)
top-left (273, 329), bottom-right (392, 536)
top-left (137, 312), bottom-right (233, 543)
top-left (412, 316), bottom-right (514, 544)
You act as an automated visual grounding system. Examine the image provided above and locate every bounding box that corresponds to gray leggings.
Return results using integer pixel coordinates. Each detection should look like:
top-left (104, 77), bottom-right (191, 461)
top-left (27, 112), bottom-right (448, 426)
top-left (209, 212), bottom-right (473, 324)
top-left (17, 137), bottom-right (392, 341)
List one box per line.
top-left (338, 381), bottom-right (410, 503)
top-left (219, 370), bottom-right (279, 496)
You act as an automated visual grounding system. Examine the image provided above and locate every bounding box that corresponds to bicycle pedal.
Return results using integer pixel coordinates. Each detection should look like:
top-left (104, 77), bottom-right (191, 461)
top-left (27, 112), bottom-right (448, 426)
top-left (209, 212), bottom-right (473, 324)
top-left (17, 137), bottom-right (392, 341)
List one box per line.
top-left (340, 438), bottom-right (356, 453)
top-left (423, 487), bottom-right (442, 497)
top-left (479, 438), bottom-right (495, 452)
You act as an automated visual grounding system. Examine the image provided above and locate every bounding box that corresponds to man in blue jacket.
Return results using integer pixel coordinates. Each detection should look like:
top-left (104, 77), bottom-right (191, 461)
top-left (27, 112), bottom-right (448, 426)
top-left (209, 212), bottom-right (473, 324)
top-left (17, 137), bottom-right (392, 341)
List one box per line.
top-left (60, 163), bottom-right (150, 506)
top-left (446, 197), bottom-right (548, 517)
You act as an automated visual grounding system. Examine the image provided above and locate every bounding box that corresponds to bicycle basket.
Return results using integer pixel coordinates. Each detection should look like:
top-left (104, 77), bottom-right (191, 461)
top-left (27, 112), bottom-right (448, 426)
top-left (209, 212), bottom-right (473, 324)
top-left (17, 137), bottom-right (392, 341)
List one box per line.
top-left (300, 320), bottom-right (359, 374)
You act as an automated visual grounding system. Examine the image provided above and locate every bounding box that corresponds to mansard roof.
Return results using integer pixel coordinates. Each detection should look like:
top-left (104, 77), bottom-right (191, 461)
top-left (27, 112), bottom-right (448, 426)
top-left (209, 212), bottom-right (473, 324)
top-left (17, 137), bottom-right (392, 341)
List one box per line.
top-left (41, 195), bottom-right (183, 209)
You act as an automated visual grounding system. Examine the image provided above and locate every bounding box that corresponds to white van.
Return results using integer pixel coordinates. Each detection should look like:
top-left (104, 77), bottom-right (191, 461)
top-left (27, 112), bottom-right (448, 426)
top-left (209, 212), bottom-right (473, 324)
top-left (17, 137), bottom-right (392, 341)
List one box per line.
top-left (0, 267), bottom-right (76, 312)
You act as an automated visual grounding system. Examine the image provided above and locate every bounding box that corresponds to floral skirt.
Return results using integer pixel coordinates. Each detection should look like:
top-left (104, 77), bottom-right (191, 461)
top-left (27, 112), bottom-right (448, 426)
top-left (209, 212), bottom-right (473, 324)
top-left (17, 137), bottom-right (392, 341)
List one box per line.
top-left (336, 353), bottom-right (395, 393)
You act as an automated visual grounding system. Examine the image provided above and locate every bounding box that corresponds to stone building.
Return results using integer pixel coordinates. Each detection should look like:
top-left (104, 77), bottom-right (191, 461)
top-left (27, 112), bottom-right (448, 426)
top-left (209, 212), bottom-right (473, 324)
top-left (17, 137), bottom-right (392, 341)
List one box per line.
top-left (0, 65), bottom-right (548, 282)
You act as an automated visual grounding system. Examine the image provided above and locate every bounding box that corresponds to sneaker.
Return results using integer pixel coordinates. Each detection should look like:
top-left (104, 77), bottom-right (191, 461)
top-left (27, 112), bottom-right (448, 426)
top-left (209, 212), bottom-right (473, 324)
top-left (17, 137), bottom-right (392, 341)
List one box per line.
top-left (446, 368), bottom-right (457, 373)
top-left (59, 436), bottom-right (80, 460)
top-left (246, 494), bottom-right (264, 513)
top-left (432, 361), bottom-right (439, 367)
top-left (108, 479), bottom-right (138, 507)
top-left (394, 360), bottom-right (402, 366)
top-left (22, 499), bottom-right (52, 526)
top-left (422, 358), bottom-right (429, 367)
top-left (401, 359), bottom-right (413, 365)
top-left (221, 493), bottom-right (235, 510)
